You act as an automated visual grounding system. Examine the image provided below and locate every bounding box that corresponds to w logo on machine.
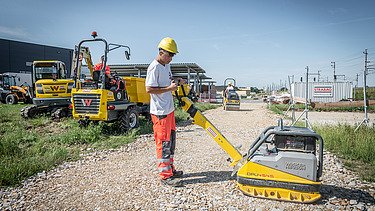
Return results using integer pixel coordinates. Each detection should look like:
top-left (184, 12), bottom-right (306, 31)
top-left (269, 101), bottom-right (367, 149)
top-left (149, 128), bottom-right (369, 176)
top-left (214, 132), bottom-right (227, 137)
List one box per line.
top-left (81, 99), bottom-right (93, 106)
top-left (50, 86), bottom-right (60, 91)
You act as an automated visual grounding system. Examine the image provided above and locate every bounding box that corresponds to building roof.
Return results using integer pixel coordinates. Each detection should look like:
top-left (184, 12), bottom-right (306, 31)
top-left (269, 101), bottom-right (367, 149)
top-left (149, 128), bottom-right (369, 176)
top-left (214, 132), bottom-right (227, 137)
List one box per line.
top-left (109, 62), bottom-right (212, 82)
top-left (109, 62), bottom-right (206, 76)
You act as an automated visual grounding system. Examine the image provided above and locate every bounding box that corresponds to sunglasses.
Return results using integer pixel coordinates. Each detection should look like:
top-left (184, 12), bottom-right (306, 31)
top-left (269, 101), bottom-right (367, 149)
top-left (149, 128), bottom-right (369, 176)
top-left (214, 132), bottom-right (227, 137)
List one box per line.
top-left (164, 50), bottom-right (175, 57)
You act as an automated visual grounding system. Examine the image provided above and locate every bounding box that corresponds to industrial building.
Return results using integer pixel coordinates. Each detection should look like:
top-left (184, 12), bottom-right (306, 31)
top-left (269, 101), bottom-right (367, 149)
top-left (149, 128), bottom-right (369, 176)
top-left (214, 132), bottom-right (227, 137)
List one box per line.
top-left (291, 81), bottom-right (353, 103)
top-left (0, 38), bottom-right (73, 75)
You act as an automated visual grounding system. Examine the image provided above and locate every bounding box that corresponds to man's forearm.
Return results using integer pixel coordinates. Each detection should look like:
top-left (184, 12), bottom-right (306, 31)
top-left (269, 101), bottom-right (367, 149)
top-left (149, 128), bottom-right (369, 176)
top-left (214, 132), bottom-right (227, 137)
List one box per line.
top-left (146, 86), bottom-right (172, 94)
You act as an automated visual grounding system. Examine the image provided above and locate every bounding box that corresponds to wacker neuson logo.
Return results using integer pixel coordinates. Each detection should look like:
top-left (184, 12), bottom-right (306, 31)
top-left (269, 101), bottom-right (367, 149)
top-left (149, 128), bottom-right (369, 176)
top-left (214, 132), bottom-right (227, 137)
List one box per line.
top-left (50, 85), bottom-right (60, 91)
top-left (285, 162), bottom-right (306, 171)
top-left (81, 99), bottom-right (93, 106)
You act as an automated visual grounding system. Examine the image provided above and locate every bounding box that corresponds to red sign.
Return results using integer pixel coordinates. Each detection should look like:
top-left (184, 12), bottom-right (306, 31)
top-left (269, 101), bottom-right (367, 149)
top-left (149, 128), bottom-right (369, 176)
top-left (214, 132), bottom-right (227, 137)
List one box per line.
top-left (313, 85), bottom-right (333, 97)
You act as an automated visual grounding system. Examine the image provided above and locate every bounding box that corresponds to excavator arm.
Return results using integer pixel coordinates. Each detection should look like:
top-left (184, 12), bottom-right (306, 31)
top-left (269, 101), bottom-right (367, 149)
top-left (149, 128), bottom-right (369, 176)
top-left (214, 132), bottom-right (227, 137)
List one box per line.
top-left (72, 46), bottom-right (94, 85)
top-left (175, 85), bottom-right (243, 167)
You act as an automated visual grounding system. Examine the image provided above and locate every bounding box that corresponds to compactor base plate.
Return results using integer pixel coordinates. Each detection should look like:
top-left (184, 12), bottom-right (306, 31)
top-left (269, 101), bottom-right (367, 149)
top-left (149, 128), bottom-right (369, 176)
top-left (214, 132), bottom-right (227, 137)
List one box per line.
top-left (237, 183), bottom-right (321, 203)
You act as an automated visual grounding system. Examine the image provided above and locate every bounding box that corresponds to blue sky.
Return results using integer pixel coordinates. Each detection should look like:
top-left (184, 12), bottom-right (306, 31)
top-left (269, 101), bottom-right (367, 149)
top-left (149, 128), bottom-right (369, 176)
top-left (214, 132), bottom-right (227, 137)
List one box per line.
top-left (1, 0), bottom-right (375, 88)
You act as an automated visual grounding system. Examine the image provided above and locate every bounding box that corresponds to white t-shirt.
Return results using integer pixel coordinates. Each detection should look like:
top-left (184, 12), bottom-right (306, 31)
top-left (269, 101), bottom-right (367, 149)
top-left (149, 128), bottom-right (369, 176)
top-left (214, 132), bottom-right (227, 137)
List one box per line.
top-left (226, 86), bottom-right (234, 92)
top-left (145, 59), bottom-right (175, 115)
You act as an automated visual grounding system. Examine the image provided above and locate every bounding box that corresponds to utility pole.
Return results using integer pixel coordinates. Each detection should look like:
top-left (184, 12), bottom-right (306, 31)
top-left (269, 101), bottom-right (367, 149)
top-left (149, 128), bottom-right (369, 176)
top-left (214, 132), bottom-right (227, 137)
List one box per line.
top-left (317, 70), bottom-right (321, 82)
top-left (331, 61), bottom-right (336, 82)
top-left (355, 49), bottom-right (370, 131)
top-left (292, 66), bottom-right (311, 128)
top-left (284, 75), bottom-right (295, 123)
top-left (354, 73), bottom-right (359, 100)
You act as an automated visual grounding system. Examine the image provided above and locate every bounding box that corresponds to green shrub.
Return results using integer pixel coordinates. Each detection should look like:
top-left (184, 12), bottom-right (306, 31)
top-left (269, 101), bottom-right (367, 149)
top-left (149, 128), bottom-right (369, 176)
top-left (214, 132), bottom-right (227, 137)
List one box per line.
top-left (313, 124), bottom-right (375, 182)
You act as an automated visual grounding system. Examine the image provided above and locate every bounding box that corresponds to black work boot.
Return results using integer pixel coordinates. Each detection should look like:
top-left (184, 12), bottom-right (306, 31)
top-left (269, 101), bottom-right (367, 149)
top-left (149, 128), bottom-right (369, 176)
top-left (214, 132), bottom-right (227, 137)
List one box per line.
top-left (173, 170), bottom-right (184, 178)
top-left (161, 177), bottom-right (183, 187)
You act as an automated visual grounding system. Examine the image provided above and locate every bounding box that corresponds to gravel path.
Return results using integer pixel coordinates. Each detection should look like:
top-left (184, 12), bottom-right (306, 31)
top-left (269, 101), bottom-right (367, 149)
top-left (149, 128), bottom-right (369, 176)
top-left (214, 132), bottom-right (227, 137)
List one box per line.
top-left (1, 102), bottom-right (375, 210)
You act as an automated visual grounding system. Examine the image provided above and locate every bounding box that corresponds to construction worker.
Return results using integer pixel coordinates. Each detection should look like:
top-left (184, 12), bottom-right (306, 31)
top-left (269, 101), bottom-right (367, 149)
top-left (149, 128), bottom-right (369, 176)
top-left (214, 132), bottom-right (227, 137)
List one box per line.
top-left (93, 55), bottom-right (116, 90)
top-left (93, 55), bottom-right (111, 80)
top-left (145, 37), bottom-right (184, 187)
top-left (224, 82), bottom-right (234, 98)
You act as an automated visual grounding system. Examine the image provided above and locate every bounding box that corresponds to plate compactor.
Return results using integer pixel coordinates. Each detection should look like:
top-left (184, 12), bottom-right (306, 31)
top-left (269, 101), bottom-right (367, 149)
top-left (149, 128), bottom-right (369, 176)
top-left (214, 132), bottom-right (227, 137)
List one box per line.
top-left (175, 85), bottom-right (323, 203)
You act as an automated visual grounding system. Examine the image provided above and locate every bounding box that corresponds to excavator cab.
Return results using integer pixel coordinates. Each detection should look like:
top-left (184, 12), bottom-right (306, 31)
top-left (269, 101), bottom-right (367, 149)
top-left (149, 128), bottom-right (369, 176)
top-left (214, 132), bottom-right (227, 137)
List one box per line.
top-left (33, 61), bottom-right (66, 81)
top-left (0, 74), bottom-right (16, 89)
top-left (21, 61), bottom-right (74, 119)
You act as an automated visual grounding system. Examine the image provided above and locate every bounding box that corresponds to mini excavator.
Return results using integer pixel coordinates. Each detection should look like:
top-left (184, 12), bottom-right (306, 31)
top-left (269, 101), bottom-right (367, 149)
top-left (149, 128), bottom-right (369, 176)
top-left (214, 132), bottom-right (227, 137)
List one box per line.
top-left (174, 84), bottom-right (324, 203)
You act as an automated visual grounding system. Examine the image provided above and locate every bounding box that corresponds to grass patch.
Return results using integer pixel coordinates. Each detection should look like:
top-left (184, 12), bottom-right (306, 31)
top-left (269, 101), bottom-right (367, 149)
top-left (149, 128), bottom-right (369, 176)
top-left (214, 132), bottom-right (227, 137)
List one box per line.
top-left (194, 102), bottom-right (221, 111)
top-left (0, 104), bottom-right (143, 187)
top-left (266, 104), bottom-right (375, 182)
top-left (354, 87), bottom-right (375, 100)
top-left (313, 125), bottom-right (375, 182)
top-left (174, 102), bottom-right (220, 122)
top-left (0, 101), bottom-right (218, 187)
top-left (267, 104), bottom-right (309, 116)
top-left (314, 105), bottom-right (375, 112)
top-left (268, 103), bottom-right (374, 113)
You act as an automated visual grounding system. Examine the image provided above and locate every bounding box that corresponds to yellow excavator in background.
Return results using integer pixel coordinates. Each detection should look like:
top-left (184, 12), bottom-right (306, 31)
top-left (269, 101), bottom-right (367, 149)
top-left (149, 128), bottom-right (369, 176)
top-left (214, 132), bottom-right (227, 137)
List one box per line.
top-left (175, 84), bottom-right (324, 203)
top-left (70, 32), bottom-right (150, 131)
top-left (21, 61), bottom-right (74, 119)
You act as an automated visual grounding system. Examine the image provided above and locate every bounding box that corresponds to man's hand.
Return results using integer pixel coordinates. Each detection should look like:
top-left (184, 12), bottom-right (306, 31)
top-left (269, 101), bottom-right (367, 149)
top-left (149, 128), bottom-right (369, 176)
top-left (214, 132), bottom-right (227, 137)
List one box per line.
top-left (169, 81), bottom-right (178, 92)
top-left (179, 79), bottom-right (187, 85)
top-left (172, 77), bottom-right (187, 85)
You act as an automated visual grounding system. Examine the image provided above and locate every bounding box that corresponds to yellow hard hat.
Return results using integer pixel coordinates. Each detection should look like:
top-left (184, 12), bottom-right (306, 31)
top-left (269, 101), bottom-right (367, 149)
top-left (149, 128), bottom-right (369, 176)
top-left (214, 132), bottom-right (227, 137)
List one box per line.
top-left (158, 37), bottom-right (178, 54)
top-left (228, 82), bottom-right (232, 85)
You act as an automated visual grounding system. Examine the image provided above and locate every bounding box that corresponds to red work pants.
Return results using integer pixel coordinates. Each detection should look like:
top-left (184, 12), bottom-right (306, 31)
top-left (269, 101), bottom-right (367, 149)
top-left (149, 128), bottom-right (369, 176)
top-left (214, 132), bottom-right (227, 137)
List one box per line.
top-left (151, 112), bottom-right (176, 180)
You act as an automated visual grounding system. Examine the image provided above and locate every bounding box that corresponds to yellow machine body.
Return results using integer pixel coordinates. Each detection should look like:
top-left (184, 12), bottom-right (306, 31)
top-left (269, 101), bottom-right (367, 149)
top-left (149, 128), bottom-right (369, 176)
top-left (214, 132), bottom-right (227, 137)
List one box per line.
top-left (32, 61), bottom-right (73, 105)
top-left (176, 86), bottom-right (323, 203)
top-left (21, 60), bottom-right (74, 118)
top-left (71, 88), bottom-right (114, 121)
top-left (35, 79), bottom-right (73, 99)
top-left (70, 34), bottom-right (149, 131)
top-left (123, 77), bottom-right (150, 104)
top-left (174, 84), bottom-right (191, 97)
top-left (223, 78), bottom-right (240, 111)
top-left (237, 162), bottom-right (321, 203)
top-left (71, 77), bottom-right (149, 121)
top-left (223, 97), bottom-right (240, 111)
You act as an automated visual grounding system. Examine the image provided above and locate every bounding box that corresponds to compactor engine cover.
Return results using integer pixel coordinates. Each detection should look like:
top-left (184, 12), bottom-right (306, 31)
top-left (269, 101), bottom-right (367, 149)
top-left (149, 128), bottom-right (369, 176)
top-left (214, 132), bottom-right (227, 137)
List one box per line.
top-left (237, 126), bottom-right (323, 203)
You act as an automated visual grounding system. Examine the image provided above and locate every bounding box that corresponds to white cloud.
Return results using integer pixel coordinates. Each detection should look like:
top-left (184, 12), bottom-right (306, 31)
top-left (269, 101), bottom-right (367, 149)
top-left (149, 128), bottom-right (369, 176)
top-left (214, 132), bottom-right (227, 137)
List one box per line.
top-left (0, 26), bottom-right (28, 38)
top-left (212, 43), bottom-right (220, 51)
top-left (328, 8), bottom-right (347, 15)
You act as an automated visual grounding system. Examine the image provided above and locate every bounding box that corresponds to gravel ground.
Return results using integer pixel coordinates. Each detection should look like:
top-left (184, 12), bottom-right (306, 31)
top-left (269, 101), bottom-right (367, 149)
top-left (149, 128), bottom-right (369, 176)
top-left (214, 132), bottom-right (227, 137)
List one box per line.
top-left (292, 110), bottom-right (375, 126)
top-left (1, 102), bottom-right (375, 210)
